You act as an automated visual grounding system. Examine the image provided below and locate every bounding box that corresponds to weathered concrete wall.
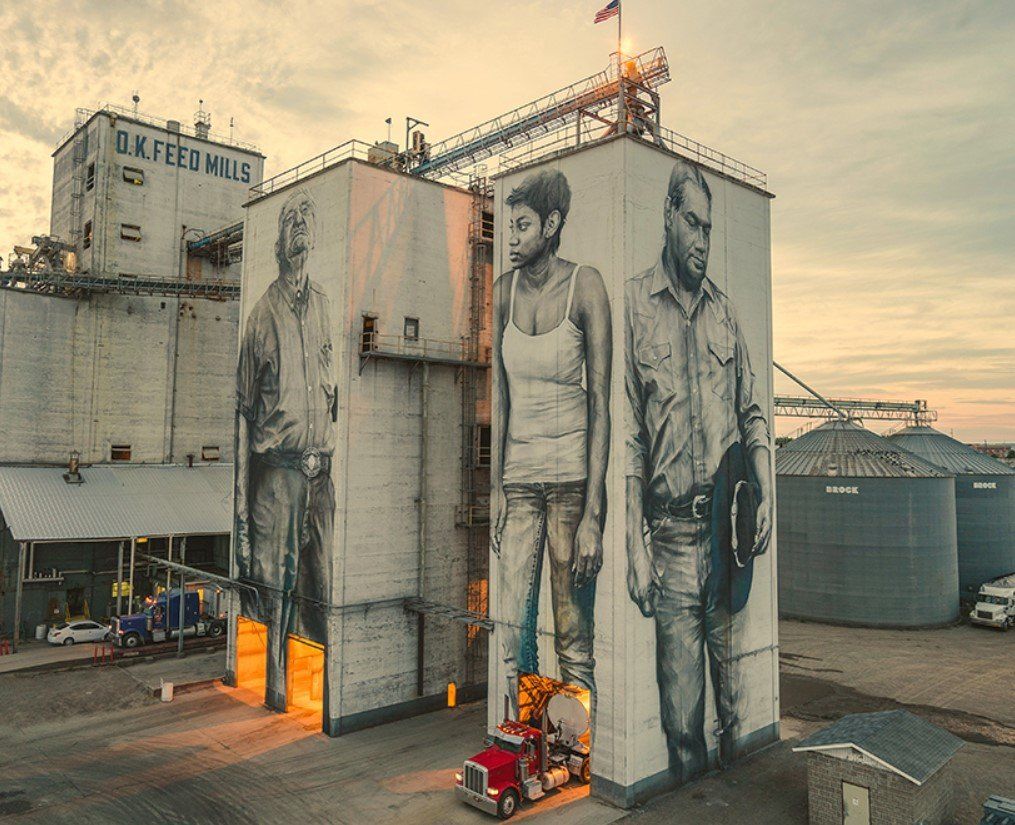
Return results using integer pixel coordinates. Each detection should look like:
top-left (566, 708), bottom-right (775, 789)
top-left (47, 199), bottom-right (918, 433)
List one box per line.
top-left (333, 162), bottom-right (473, 721)
top-left (0, 288), bottom-right (237, 464)
top-left (232, 159), bottom-right (481, 732)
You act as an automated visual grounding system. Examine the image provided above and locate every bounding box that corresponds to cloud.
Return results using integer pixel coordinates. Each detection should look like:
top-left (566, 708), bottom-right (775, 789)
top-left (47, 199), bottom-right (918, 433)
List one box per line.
top-left (0, 0), bottom-right (1011, 441)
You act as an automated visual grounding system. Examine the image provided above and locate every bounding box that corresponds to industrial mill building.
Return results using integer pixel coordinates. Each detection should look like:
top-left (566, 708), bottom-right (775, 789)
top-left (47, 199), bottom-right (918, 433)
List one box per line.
top-left (0, 103), bottom-right (263, 639)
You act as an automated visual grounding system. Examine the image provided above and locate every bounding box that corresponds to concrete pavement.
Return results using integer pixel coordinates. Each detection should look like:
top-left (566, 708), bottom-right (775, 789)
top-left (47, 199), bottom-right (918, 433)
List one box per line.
top-left (0, 637), bottom-right (97, 673)
top-left (779, 619), bottom-right (1015, 725)
top-left (0, 619), bottom-right (1011, 823)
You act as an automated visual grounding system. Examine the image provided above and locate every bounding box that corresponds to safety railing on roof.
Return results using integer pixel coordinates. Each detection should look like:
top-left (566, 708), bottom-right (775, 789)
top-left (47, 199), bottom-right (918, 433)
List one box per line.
top-left (54, 103), bottom-right (261, 153)
top-left (655, 125), bottom-right (767, 189)
top-left (496, 124), bottom-right (767, 190)
top-left (250, 140), bottom-right (377, 199)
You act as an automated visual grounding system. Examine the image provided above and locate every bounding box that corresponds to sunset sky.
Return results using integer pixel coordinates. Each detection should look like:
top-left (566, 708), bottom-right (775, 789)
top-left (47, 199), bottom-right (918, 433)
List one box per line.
top-left (1, 0), bottom-right (1011, 441)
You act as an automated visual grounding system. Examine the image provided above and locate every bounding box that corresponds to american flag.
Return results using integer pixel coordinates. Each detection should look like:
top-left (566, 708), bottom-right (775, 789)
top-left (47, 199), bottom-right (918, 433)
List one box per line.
top-left (594, 0), bottom-right (619, 23)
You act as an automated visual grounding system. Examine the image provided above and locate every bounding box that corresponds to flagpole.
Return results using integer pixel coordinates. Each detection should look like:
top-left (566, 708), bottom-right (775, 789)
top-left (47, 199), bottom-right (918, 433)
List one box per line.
top-left (617, 0), bottom-right (625, 135)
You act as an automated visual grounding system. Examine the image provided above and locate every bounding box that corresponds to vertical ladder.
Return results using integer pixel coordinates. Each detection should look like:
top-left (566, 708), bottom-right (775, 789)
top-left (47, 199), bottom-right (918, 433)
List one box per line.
top-left (462, 171), bottom-right (493, 685)
top-left (68, 108), bottom-right (89, 248)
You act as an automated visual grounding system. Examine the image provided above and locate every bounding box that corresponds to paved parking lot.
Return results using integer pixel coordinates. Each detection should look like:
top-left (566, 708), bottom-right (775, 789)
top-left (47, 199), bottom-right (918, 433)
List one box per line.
top-left (779, 619), bottom-right (1015, 726)
top-left (0, 619), bottom-right (1011, 823)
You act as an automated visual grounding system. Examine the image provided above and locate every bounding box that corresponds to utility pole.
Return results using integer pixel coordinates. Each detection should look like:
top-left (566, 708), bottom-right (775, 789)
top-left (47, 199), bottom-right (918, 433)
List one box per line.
top-left (176, 536), bottom-right (188, 658)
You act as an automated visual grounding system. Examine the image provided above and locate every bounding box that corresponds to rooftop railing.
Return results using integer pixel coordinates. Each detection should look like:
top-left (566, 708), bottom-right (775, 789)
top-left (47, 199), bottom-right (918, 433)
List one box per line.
top-left (55, 103), bottom-right (261, 153)
top-left (249, 140), bottom-right (375, 199)
top-left (497, 124), bottom-right (767, 190)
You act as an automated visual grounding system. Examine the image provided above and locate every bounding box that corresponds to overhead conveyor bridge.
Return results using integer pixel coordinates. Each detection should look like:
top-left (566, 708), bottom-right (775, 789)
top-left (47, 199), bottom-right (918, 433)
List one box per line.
top-left (410, 47), bottom-right (670, 179)
top-left (774, 396), bottom-right (937, 423)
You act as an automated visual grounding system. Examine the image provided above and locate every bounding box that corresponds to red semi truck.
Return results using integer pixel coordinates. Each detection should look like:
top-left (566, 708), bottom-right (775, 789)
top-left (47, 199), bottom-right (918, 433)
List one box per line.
top-left (454, 692), bottom-right (591, 819)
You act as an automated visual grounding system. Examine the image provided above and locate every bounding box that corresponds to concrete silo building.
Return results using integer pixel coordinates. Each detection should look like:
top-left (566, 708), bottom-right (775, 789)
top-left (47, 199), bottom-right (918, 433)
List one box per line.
top-left (227, 147), bottom-right (493, 735)
top-left (888, 426), bottom-right (1015, 598)
top-left (777, 419), bottom-right (959, 627)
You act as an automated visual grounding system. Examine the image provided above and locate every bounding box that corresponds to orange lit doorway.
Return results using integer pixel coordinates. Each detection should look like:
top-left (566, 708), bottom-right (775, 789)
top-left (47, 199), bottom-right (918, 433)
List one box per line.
top-left (235, 617), bottom-right (268, 701)
top-left (287, 634), bottom-right (325, 728)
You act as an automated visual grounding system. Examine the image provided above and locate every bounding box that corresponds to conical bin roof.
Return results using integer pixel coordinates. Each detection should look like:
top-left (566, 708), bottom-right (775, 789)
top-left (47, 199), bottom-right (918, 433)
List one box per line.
top-left (887, 426), bottom-right (1015, 476)
top-left (777, 419), bottom-right (950, 478)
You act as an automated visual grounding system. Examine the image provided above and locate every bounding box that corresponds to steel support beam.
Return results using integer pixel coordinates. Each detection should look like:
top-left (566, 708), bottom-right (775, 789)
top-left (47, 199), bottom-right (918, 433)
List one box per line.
top-left (13, 542), bottom-right (26, 652)
top-left (127, 537), bottom-right (137, 614)
top-left (116, 540), bottom-right (124, 615)
top-left (177, 565), bottom-right (186, 658)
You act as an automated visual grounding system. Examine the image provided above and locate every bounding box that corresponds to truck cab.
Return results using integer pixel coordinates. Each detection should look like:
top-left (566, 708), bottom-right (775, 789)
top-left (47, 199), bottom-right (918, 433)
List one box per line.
top-left (456, 722), bottom-right (541, 818)
top-left (455, 693), bottom-right (591, 819)
top-left (969, 575), bottom-right (1015, 630)
top-left (112, 590), bottom-right (224, 648)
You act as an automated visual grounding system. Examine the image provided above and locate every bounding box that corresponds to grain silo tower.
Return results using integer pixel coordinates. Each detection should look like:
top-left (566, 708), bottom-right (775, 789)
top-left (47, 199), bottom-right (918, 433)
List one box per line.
top-left (887, 426), bottom-right (1015, 598)
top-left (777, 419), bottom-right (959, 627)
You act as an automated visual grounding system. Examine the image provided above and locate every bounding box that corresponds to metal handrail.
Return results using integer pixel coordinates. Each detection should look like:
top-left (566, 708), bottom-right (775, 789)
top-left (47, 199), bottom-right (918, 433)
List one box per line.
top-left (250, 140), bottom-right (376, 199)
top-left (412, 46), bottom-right (670, 179)
top-left (55, 103), bottom-right (261, 153)
top-left (1, 269), bottom-right (240, 299)
top-left (361, 332), bottom-right (481, 364)
top-left (493, 122), bottom-right (767, 190)
top-left (655, 125), bottom-right (767, 189)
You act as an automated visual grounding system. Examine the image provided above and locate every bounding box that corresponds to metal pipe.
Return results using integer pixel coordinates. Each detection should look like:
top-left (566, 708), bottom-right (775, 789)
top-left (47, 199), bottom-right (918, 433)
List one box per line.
top-left (166, 534), bottom-right (173, 601)
top-left (127, 537), bottom-right (137, 613)
top-left (138, 552), bottom-right (261, 613)
top-left (116, 540), bottom-right (124, 614)
top-left (177, 567), bottom-right (186, 658)
top-left (773, 361), bottom-right (848, 420)
top-left (13, 542), bottom-right (26, 652)
top-left (418, 362), bottom-right (429, 597)
top-left (416, 362), bottom-right (430, 696)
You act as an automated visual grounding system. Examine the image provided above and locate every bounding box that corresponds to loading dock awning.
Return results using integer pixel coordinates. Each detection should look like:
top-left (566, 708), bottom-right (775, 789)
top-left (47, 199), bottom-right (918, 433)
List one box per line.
top-left (0, 464), bottom-right (233, 542)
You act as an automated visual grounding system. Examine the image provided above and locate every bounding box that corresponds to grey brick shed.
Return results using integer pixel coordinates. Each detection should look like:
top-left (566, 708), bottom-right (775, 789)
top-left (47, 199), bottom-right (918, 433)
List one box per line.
top-left (793, 710), bottom-right (963, 825)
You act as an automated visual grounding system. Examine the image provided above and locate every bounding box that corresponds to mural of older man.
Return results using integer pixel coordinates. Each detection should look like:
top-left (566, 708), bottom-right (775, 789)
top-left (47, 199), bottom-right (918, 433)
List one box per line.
top-left (234, 189), bottom-right (337, 704)
top-left (624, 160), bottom-right (773, 780)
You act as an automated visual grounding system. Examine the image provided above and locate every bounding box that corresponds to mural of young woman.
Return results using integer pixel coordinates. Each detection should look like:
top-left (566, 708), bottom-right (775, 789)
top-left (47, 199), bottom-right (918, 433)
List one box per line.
top-left (491, 169), bottom-right (612, 714)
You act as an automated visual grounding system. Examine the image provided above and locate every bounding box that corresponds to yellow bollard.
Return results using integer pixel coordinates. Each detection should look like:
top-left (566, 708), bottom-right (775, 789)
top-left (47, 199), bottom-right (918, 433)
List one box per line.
top-left (447, 681), bottom-right (457, 708)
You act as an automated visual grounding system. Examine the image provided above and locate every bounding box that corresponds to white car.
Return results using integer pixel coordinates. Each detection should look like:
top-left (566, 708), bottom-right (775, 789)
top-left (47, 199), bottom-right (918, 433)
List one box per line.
top-left (47, 620), bottom-right (111, 646)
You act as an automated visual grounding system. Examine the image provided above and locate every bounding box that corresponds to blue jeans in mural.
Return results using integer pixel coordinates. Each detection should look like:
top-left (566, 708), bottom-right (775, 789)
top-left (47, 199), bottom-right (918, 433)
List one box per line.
top-left (498, 481), bottom-right (596, 713)
top-left (650, 514), bottom-right (740, 781)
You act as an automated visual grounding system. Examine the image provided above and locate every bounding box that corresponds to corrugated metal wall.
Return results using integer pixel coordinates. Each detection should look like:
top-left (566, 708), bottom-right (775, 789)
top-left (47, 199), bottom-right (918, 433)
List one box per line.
top-left (951, 474), bottom-right (1015, 596)
top-left (777, 475), bottom-right (959, 627)
top-left (888, 427), bottom-right (1015, 596)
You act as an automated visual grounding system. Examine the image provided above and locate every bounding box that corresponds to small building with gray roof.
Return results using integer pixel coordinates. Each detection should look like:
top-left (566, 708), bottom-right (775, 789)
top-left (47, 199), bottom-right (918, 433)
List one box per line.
top-left (794, 709), bottom-right (963, 825)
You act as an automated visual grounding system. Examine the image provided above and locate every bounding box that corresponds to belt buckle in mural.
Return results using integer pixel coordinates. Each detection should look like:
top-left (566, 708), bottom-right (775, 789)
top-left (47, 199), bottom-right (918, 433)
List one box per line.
top-left (300, 447), bottom-right (323, 479)
top-left (692, 494), bottom-right (709, 520)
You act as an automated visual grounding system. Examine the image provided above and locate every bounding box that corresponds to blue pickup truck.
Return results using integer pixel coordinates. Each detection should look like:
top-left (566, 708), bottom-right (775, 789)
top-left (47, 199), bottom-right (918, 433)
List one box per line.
top-left (112, 590), bottom-right (225, 648)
